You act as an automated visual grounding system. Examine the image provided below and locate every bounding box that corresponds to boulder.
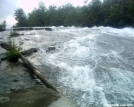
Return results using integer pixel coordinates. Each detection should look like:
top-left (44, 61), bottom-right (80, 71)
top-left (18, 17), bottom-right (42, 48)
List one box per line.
top-left (21, 48), bottom-right (38, 57)
top-left (19, 41), bottom-right (24, 45)
top-left (45, 28), bottom-right (52, 31)
top-left (34, 28), bottom-right (45, 30)
top-left (48, 46), bottom-right (56, 51)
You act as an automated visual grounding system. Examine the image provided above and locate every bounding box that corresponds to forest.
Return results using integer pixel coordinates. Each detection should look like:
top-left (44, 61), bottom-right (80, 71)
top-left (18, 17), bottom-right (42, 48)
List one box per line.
top-left (0, 20), bottom-right (6, 31)
top-left (14, 0), bottom-right (134, 28)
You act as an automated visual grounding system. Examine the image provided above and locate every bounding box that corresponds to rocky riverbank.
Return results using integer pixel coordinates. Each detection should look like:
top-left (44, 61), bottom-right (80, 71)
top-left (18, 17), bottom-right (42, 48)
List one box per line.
top-left (0, 29), bottom-right (78, 107)
top-left (0, 85), bottom-right (77, 107)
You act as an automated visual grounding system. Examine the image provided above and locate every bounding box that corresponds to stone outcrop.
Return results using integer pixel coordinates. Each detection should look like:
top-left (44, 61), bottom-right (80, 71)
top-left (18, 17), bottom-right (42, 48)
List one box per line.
top-left (0, 48), bottom-right (38, 61)
top-left (21, 48), bottom-right (38, 56)
top-left (48, 46), bottom-right (56, 51)
top-left (0, 86), bottom-right (78, 107)
top-left (45, 28), bottom-right (52, 31)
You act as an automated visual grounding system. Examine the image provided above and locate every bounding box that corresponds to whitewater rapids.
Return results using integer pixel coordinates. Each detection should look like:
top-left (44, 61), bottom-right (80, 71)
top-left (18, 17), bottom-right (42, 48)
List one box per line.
top-left (38, 27), bottom-right (134, 107)
top-left (1, 26), bottom-right (134, 107)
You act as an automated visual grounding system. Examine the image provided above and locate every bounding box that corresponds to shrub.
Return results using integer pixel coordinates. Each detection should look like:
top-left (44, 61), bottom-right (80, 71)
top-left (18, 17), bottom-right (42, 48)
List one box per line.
top-left (9, 31), bottom-right (19, 37)
top-left (7, 40), bottom-right (22, 62)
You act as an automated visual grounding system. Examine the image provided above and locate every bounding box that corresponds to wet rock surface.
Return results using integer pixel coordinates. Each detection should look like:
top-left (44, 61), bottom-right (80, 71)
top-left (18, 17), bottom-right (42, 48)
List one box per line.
top-left (0, 86), bottom-right (59, 107)
top-left (0, 45), bottom-right (38, 94)
top-left (0, 86), bottom-right (77, 107)
top-left (0, 29), bottom-right (78, 107)
top-left (47, 46), bottom-right (56, 52)
top-left (21, 48), bottom-right (38, 56)
top-left (0, 60), bottom-right (38, 94)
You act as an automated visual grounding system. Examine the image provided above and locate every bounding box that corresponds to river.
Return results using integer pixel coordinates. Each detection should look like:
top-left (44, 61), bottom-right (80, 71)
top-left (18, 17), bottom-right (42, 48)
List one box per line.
top-left (1, 26), bottom-right (134, 107)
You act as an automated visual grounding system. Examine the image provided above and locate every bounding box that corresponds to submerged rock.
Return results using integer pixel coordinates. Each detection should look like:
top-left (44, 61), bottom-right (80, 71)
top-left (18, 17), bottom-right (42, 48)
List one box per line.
top-left (21, 48), bottom-right (38, 57)
top-left (48, 46), bottom-right (56, 51)
top-left (45, 28), bottom-right (52, 31)
top-left (19, 41), bottom-right (24, 45)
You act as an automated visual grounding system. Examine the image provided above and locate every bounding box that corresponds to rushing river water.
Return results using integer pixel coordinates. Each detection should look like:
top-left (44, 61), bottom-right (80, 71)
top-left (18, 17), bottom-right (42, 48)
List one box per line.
top-left (37, 27), bottom-right (134, 107)
top-left (1, 26), bottom-right (134, 107)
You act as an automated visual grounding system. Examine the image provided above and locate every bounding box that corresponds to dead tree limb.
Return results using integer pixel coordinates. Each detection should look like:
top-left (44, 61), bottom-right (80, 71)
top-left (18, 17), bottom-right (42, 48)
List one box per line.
top-left (0, 42), bottom-right (59, 93)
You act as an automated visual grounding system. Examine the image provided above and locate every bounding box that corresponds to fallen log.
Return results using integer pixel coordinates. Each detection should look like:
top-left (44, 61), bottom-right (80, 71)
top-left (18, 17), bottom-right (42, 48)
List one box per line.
top-left (0, 42), bottom-right (59, 93)
top-left (19, 54), bottom-right (59, 92)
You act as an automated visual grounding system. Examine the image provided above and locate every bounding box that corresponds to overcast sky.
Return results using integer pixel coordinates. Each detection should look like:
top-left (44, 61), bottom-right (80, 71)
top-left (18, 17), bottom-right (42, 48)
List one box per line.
top-left (0, 0), bottom-right (91, 28)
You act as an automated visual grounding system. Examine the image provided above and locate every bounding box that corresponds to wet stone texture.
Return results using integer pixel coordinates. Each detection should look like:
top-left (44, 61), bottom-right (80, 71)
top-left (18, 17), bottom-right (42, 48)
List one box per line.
top-left (0, 59), bottom-right (38, 95)
top-left (0, 36), bottom-right (78, 107)
top-left (0, 86), bottom-right (78, 107)
top-left (0, 85), bottom-right (60, 107)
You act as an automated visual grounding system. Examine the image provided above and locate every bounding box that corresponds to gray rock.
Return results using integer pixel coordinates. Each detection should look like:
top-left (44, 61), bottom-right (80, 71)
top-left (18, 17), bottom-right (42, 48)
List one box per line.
top-left (21, 48), bottom-right (38, 56)
top-left (0, 86), bottom-right (78, 107)
top-left (10, 88), bottom-right (16, 91)
top-left (34, 79), bottom-right (41, 84)
top-left (19, 41), bottom-right (24, 45)
top-left (48, 46), bottom-right (56, 51)
top-left (13, 79), bottom-right (19, 82)
top-left (0, 97), bottom-right (10, 103)
top-left (45, 28), bottom-right (52, 31)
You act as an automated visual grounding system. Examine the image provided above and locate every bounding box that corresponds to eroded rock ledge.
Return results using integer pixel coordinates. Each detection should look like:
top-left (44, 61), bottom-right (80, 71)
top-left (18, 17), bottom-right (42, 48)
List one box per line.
top-left (0, 86), bottom-right (78, 107)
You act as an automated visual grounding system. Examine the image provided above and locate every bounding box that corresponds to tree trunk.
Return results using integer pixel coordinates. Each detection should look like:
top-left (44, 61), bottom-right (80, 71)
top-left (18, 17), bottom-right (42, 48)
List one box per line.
top-left (19, 54), bottom-right (58, 92)
top-left (0, 42), bottom-right (59, 93)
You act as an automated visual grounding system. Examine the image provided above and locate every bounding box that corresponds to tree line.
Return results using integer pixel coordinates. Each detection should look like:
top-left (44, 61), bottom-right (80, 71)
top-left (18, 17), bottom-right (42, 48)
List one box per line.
top-left (14, 0), bottom-right (134, 28)
top-left (0, 20), bottom-right (6, 31)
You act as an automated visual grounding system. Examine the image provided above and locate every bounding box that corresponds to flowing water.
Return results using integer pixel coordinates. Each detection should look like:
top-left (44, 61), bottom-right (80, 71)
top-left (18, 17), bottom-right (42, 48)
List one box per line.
top-left (1, 26), bottom-right (134, 107)
top-left (37, 27), bottom-right (134, 107)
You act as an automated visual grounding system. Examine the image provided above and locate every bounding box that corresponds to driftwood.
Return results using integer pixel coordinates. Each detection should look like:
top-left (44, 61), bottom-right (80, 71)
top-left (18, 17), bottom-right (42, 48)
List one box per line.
top-left (0, 42), bottom-right (59, 92)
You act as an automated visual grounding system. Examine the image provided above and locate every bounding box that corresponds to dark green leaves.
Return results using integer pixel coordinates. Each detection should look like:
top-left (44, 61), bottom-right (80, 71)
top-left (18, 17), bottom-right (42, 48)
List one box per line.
top-left (14, 0), bottom-right (134, 28)
top-left (7, 40), bottom-right (22, 62)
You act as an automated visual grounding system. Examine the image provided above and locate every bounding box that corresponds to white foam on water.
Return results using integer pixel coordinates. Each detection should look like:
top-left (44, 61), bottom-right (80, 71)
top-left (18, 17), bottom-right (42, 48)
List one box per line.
top-left (53, 61), bottom-right (109, 107)
top-left (59, 65), bottom-right (95, 90)
top-left (38, 32), bottom-right (109, 106)
top-left (36, 27), bottom-right (134, 107)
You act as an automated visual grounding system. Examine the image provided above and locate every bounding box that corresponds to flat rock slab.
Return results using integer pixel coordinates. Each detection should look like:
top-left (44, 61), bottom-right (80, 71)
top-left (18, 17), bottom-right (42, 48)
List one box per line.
top-left (0, 60), bottom-right (37, 94)
top-left (0, 85), bottom-right (78, 107)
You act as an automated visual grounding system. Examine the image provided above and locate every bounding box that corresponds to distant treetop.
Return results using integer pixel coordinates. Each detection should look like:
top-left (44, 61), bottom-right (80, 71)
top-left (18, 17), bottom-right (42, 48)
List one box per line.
top-left (14, 0), bottom-right (134, 28)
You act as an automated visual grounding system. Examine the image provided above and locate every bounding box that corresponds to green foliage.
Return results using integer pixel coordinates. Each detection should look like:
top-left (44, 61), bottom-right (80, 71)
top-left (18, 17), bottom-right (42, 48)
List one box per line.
top-left (0, 24), bottom-right (3, 31)
top-left (0, 20), bottom-right (6, 31)
top-left (9, 31), bottom-right (19, 37)
top-left (7, 40), bottom-right (22, 62)
top-left (14, 0), bottom-right (134, 28)
top-left (14, 8), bottom-right (27, 27)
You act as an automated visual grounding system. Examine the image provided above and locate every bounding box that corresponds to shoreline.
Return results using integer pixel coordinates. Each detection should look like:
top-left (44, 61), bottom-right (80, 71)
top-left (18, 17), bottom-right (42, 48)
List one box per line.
top-left (0, 29), bottom-right (78, 107)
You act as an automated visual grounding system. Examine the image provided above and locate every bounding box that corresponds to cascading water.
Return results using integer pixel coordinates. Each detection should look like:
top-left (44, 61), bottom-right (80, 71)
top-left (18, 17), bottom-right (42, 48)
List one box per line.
top-left (37, 27), bottom-right (134, 107)
top-left (1, 27), bottom-right (133, 107)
